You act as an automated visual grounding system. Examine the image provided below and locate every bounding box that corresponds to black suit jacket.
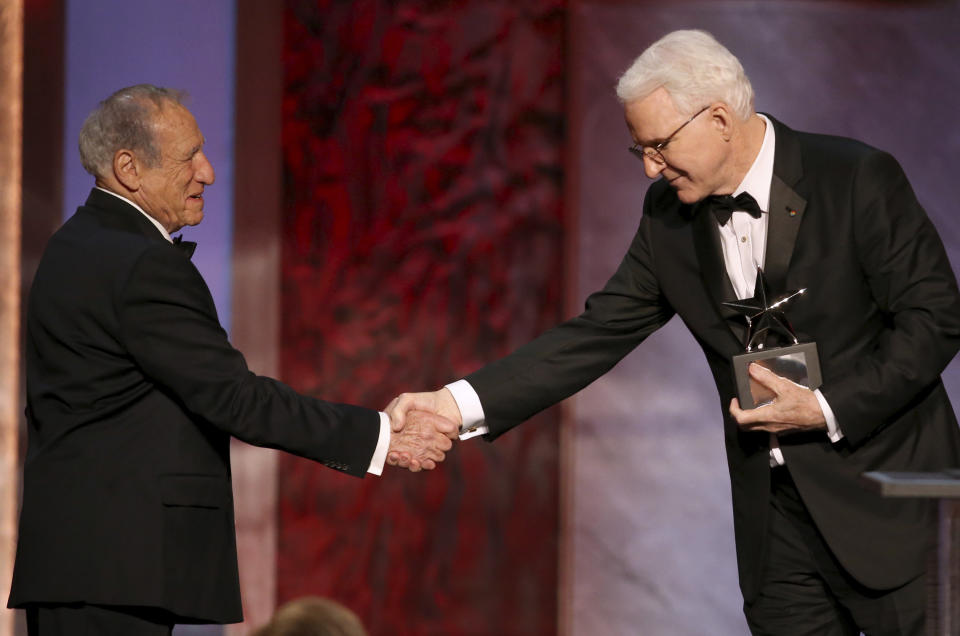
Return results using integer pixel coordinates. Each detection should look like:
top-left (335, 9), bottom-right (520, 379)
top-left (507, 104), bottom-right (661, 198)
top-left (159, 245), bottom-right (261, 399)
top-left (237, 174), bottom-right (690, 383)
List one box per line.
top-left (8, 188), bottom-right (381, 623)
top-left (465, 117), bottom-right (960, 600)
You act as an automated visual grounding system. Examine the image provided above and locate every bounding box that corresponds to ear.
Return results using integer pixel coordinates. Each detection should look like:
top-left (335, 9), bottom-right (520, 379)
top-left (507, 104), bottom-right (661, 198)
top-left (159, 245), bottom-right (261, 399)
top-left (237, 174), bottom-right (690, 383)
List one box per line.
top-left (113, 149), bottom-right (140, 191)
top-left (708, 102), bottom-right (735, 142)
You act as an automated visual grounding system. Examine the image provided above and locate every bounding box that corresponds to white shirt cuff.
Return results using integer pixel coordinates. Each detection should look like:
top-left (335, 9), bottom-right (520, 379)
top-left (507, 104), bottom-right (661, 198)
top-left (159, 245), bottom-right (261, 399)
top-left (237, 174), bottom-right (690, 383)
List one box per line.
top-left (366, 412), bottom-right (392, 476)
top-left (769, 436), bottom-right (785, 467)
top-left (814, 389), bottom-right (843, 443)
top-left (445, 379), bottom-right (489, 440)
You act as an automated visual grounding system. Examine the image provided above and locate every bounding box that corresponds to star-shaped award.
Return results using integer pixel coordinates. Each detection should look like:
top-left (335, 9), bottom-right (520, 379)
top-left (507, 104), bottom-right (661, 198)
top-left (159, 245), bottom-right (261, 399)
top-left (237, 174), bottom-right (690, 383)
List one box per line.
top-left (723, 267), bottom-right (805, 352)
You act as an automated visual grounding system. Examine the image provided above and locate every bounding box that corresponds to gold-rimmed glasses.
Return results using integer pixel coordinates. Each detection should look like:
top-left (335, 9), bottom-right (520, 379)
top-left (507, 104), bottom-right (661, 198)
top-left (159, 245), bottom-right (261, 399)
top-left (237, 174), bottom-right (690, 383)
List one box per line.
top-left (629, 105), bottom-right (709, 164)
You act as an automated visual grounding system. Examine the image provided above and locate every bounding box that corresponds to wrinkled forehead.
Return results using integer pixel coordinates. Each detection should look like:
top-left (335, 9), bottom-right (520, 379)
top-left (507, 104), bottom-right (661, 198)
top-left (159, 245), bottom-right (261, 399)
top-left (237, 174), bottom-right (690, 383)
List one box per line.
top-left (150, 101), bottom-right (196, 131)
top-left (150, 103), bottom-right (203, 152)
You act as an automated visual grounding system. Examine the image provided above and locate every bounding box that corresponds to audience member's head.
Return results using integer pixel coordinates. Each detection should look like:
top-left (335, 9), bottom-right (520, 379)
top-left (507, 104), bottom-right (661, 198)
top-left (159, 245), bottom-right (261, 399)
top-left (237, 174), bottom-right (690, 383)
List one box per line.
top-left (252, 596), bottom-right (367, 636)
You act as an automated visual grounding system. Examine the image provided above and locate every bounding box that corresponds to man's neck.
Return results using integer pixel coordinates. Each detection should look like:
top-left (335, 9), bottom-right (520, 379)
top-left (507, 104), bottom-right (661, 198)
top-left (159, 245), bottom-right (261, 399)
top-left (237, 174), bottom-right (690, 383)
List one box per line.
top-left (720, 114), bottom-right (767, 195)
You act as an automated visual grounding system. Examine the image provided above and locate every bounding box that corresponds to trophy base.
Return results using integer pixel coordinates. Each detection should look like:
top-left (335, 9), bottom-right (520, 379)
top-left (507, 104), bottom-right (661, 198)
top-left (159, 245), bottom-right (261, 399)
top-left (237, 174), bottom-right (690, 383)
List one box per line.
top-left (732, 342), bottom-right (821, 409)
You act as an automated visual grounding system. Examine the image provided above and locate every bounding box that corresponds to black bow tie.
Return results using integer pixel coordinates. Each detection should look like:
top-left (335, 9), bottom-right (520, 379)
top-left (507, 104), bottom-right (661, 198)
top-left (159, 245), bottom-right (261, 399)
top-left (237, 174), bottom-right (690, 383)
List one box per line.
top-left (172, 235), bottom-right (197, 259)
top-left (706, 192), bottom-right (764, 226)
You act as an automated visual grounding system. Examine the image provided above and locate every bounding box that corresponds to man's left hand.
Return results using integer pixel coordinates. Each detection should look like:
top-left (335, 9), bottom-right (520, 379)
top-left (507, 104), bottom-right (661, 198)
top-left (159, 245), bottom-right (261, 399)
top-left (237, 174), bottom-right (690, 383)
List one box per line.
top-left (729, 363), bottom-right (826, 435)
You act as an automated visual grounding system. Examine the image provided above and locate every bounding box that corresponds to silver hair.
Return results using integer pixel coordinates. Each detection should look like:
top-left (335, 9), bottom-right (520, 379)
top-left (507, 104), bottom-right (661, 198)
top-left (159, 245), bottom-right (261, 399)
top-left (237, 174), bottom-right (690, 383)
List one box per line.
top-left (615, 30), bottom-right (754, 120)
top-left (78, 84), bottom-right (187, 178)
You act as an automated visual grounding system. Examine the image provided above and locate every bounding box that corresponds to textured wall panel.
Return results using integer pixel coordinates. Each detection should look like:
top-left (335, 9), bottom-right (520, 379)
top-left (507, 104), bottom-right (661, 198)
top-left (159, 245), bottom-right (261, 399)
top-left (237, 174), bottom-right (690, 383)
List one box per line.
top-left (278, 2), bottom-right (565, 634)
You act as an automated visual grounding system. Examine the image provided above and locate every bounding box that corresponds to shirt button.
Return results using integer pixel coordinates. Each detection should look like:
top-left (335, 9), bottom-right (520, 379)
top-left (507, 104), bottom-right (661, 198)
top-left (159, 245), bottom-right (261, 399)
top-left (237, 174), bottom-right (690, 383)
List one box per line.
top-left (740, 236), bottom-right (748, 243)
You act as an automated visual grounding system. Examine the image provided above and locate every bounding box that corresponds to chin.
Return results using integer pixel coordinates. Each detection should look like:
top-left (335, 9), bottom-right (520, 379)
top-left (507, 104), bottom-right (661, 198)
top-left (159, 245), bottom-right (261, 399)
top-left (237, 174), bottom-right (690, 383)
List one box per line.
top-left (674, 189), bottom-right (704, 205)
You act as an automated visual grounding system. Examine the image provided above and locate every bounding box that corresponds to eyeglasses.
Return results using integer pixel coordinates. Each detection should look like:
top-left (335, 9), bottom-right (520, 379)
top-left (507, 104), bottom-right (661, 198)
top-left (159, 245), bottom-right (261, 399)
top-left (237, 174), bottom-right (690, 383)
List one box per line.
top-left (629, 106), bottom-right (709, 164)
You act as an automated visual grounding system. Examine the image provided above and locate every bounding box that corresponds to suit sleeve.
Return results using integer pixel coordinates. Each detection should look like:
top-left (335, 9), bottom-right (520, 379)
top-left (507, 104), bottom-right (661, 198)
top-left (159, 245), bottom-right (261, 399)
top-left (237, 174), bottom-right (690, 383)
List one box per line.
top-left (467, 208), bottom-right (675, 439)
top-left (117, 244), bottom-right (380, 477)
top-left (823, 150), bottom-right (960, 446)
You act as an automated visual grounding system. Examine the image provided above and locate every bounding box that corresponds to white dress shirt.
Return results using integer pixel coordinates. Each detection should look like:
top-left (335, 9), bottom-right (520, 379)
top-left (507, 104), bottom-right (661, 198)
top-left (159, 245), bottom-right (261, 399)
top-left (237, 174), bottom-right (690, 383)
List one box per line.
top-left (446, 115), bottom-right (843, 463)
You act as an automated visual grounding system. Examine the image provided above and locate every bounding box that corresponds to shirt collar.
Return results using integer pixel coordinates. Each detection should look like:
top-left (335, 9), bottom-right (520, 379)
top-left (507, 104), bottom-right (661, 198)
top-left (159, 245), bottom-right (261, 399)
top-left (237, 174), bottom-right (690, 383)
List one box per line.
top-left (733, 114), bottom-right (776, 213)
top-left (94, 186), bottom-right (173, 243)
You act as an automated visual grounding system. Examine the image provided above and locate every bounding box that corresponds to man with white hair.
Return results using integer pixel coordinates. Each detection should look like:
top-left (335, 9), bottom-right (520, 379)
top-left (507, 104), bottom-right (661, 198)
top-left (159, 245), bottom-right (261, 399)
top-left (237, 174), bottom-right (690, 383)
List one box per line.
top-left (388, 30), bottom-right (960, 634)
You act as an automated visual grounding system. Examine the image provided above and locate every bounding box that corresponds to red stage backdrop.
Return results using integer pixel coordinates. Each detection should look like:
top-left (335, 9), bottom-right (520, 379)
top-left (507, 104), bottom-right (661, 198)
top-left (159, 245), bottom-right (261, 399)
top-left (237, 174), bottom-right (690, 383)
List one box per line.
top-left (278, 1), bottom-right (565, 634)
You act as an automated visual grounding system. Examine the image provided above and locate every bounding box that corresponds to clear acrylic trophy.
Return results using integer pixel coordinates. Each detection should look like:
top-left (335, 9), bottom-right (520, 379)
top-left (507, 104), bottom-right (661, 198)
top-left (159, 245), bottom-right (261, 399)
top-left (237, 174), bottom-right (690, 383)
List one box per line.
top-left (724, 268), bottom-right (821, 409)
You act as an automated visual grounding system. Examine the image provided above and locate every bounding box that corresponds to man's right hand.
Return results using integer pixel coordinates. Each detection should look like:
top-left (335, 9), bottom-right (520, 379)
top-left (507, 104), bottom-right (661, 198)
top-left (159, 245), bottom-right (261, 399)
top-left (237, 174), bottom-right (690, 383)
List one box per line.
top-left (386, 409), bottom-right (458, 472)
top-left (385, 389), bottom-right (463, 469)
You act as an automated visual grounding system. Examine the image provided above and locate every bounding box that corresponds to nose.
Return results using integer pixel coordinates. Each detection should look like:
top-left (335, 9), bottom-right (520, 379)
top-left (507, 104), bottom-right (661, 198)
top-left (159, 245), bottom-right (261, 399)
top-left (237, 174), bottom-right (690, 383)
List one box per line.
top-left (195, 151), bottom-right (215, 185)
top-left (642, 154), bottom-right (666, 179)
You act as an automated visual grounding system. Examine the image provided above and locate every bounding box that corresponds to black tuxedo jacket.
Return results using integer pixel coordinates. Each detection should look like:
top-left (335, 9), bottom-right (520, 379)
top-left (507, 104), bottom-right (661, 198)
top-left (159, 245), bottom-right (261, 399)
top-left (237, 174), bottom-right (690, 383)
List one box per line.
top-left (465, 117), bottom-right (960, 600)
top-left (8, 189), bottom-right (380, 623)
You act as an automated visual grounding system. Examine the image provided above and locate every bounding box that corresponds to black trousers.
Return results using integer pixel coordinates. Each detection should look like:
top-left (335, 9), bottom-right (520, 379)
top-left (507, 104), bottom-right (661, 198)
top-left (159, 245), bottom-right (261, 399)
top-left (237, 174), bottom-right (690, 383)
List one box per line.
top-left (744, 466), bottom-right (927, 636)
top-left (26, 603), bottom-right (176, 636)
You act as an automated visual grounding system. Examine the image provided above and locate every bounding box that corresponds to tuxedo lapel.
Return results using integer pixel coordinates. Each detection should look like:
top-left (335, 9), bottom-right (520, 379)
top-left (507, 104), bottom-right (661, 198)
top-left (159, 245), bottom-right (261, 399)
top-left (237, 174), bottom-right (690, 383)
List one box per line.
top-left (84, 188), bottom-right (170, 243)
top-left (762, 117), bottom-right (807, 294)
top-left (691, 203), bottom-right (738, 315)
top-left (689, 202), bottom-right (749, 352)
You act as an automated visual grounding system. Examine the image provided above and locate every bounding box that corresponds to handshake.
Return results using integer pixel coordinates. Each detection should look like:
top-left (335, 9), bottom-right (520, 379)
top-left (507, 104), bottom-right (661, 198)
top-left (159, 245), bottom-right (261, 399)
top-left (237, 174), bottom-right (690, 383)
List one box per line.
top-left (383, 388), bottom-right (464, 473)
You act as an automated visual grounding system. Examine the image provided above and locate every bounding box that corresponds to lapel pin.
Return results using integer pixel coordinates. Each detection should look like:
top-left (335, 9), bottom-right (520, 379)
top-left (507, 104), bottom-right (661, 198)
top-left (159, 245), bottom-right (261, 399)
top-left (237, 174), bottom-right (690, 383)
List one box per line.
top-left (788, 208), bottom-right (798, 217)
